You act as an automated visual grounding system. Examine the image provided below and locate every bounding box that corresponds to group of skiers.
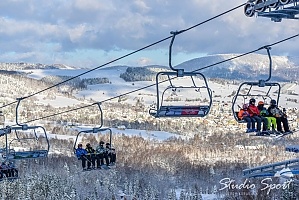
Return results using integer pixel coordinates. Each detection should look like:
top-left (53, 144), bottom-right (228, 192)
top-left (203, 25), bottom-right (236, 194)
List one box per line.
top-left (75, 141), bottom-right (116, 170)
top-left (238, 98), bottom-right (292, 135)
top-left (0, 161), bottom-right (18, 179)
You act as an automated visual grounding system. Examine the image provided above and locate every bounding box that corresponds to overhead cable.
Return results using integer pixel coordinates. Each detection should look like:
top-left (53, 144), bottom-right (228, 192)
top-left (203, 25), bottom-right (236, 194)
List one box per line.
top-left (21, 33), bottom-right (299, 125)
top-left (0, 3), bottom-right (245, 109)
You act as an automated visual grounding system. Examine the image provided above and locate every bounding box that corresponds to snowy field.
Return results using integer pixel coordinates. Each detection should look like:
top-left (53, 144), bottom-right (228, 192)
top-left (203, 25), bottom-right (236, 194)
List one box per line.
top-left (23, 67), bottom-right (299, 109)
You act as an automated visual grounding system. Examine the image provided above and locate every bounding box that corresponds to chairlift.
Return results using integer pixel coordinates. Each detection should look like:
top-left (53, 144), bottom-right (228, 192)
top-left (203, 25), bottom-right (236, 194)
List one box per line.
top-left (2, 98), bottom-right (50, 160)
top-left (149, 31), bottom-right (212, 118)
top-left (73, 103), bottom-right (114, 169)
top-left (232, 46), bottom-right (281, 123)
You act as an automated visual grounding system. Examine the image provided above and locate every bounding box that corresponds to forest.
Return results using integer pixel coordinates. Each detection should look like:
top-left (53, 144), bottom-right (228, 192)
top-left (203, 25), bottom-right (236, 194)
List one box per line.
top-left (0, 67), bottom-right (299, 199)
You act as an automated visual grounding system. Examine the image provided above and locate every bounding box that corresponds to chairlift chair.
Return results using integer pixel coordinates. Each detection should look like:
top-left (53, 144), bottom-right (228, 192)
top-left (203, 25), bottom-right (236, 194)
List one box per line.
top-left (2, 98), bottom-right (50, 160)
top-left (149, 31), bottom-right (212, 118)
top-left (72, 102), bottom-right (113, 158)
top-left (232, 46), bottom-right (281, 123)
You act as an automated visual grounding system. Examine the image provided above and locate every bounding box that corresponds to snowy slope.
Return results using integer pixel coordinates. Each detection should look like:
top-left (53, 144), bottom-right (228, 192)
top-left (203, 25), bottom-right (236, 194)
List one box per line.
top-left (19, 65), bottom-right (299, 109)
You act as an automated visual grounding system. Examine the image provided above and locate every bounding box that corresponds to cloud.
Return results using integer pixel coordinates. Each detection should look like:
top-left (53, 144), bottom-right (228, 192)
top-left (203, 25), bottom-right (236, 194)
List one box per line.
top-left (0, 0), bottom-right (298, 67)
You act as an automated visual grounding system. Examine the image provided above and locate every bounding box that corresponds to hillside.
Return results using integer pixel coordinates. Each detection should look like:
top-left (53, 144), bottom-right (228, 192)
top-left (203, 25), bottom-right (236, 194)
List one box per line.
top-left (176, 53), bottom-right (299, 81)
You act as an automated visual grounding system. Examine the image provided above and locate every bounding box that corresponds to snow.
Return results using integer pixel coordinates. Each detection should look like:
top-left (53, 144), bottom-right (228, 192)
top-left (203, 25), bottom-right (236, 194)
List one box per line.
top-left (274, 167), bottom-right (294, 178)
top-left (35, 94), bottom-right (84, 108)
top-left (47, 126), bottom-right (189, 142)
top-left (201, 194), bottom-right (218, 200)
top-left (19, 66), bottom-right (299, 109)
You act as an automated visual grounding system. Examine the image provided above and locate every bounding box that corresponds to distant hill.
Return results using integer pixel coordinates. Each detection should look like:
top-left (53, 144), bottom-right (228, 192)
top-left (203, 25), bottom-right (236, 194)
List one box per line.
top-left (1, 53), bottom-right (298, 82)
top-left (117, 53), bottom-right (299, 82)
top-left (176, 53), bottom-right (299, 82)
top-left (0, 62), bottom-right (77, 70)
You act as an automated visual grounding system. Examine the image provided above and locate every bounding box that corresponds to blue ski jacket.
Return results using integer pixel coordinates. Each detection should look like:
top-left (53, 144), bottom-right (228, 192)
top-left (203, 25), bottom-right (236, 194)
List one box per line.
top-left (75, 148), bottom-right (87, 159)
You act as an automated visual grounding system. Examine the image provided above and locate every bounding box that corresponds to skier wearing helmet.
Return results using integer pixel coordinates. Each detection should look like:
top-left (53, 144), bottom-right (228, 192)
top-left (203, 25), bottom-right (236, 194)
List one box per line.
top-left (75, 143), bottom-right (88, 170)
top-left (85, 143), bottom-right (96, 170)
top-left (256, 101), bottom-right (269, 132)
top-left (238, 103), bottom-right (255, 133)
top-left (267, 99), bottom-right (292, 134)
top-left (257, 101), bottom-right (277, 133)
top-left (248, 98), bottom-right (262, 133)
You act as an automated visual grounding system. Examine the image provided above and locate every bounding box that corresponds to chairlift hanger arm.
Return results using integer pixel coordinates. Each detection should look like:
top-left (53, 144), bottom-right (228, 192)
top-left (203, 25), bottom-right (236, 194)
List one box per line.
top-left (264, 46), bottom-right (272, 82)
top-left (94, 102), bottom-right (103, 129)
top-left (168, 30), bottom-right (185, 76)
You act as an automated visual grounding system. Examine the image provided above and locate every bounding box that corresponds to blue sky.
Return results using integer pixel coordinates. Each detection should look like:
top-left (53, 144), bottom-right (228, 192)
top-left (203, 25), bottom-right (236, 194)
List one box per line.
top-left (0, 0), bottom-right (298, 68)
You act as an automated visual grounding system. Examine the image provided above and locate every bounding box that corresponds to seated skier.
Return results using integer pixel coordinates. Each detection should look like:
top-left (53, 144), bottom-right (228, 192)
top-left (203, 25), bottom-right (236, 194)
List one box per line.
top-left (248, 98), bottom-right (262, 134)
top-left (238, 103), bottom-right (255, 133)
top-left (267, 99), bottom-right (292, 134)
top-left (75, 143), bottom-right (88, 171)
top-left (257, 101), bottom-right (277, 133)
top-left (96, 141), bottom-right (109, 168)
top-left (105, 143), bottom-right (116, 166)
top-left (85, 143), bottom-right (96, 170)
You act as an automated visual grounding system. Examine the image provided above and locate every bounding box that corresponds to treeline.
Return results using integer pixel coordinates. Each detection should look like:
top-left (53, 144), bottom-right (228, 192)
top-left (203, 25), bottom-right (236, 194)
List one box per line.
top-left (41, 75), bottom-right (110, 89)
top-left (120, 67), bottom-right (156, 82)
top-left (82, 77), bottom-right (110, 85)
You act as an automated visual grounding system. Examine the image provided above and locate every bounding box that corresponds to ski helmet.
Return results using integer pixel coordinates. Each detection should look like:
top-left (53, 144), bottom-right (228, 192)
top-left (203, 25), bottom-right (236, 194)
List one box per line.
top-left (243, 103), bottom-right (248, 109)
top-left (249, 98), bottom-right (256, 104)
top-left (258, 101), bottom-right (264, 106)
top-left (270, 99), bottom-right (276, 105)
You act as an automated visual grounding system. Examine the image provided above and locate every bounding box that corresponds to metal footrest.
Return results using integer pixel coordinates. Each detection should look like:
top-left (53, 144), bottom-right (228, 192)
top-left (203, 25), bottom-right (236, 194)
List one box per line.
top-left (151, 105), bottom-right (210, 117)
top-left (286, 145), bottom-right (299, 153)
top-left (8, 150), bottom-right (48, 160)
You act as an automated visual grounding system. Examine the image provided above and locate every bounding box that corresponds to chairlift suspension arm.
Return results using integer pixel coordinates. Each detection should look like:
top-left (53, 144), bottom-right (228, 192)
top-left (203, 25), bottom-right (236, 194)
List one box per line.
top-left (265, 46), bottom-right (272, 82)
top-left (169, 31), bottom-right (178, 72)
top-left (94, 102), bottom-right (104, 129)
top-left (15, 98), bottom-right (26, 127)
top-left (168, 31), bottom-right (185, 76)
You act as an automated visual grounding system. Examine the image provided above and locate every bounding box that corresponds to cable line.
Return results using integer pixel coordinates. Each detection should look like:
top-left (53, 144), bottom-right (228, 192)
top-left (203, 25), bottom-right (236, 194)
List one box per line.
top-left (192, 33), bottom-right (299, 73)
top-left (20, 33), bottom-right (299, 125)
top-left (0, 3), bottom-right (245, 110)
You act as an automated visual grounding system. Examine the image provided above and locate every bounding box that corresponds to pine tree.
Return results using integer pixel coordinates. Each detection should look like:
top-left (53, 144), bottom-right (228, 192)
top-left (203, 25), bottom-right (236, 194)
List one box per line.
top-left (179, 190), bottom-right (186, 200)
top-left (281, 181), bottom-right (297, 200)
top-left (167, 189), bottom-right (176, 200)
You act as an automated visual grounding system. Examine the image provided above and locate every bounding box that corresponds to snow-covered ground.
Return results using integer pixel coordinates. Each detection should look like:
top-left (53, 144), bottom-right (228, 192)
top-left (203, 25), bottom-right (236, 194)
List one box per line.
top-left (22, 67), bottom-right (299, 109)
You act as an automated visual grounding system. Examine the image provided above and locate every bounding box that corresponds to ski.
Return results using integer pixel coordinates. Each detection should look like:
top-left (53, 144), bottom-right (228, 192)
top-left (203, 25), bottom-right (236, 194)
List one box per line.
top-left (101, 165), bottom-right (110, 170)
top-left (275, 130), bottom-right (298, 139)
